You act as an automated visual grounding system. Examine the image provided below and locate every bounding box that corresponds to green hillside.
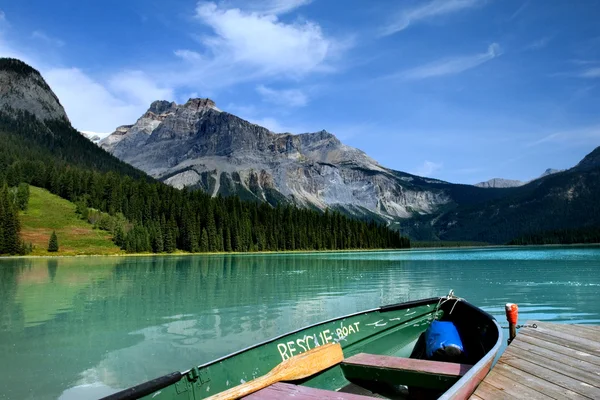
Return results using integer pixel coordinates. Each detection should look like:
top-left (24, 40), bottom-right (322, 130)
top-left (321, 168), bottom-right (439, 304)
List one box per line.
top-left (19, 187), bottom-right (122, 256)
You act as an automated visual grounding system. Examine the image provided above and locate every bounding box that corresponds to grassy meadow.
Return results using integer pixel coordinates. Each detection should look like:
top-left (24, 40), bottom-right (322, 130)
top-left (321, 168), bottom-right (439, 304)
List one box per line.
top-left (19, 187), bottom-right (122, 256)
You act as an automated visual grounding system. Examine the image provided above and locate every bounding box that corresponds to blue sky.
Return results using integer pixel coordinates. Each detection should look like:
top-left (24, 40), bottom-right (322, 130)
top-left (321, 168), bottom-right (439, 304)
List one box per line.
top-left (1, 0), bottom-right (599, 184)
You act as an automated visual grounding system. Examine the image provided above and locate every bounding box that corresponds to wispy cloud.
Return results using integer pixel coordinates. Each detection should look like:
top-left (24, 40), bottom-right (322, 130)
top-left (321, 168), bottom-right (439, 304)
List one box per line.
top-left (508, 1), bottom-right (529, 21)
top-left (527, 125), bottom-right (600, 147)
top-left (381, 0), bottom-right (482, 36)
top-left (579, 68), bottom-right (600, 78)
top-left (223, 0), bottom-right (313, 15)
top-left (413, 160), bottom-right (443, 177)
top-left (570, 59), bottom-right (600, 66)
top-left (398, 43), bottom-right (501, 80)
top-left (525, 36), bottom-right (552, 51)
top-left (31, 30), bottom-right (65, 47)
top-left (256, 85), bottom-right (308, 107)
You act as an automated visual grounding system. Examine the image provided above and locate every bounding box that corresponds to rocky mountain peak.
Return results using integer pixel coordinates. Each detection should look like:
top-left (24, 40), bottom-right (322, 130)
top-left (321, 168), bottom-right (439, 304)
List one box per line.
top-left (148, 100), bottom-right (176, 115)
top-left (183, 98), bottom-right (219, 111)
top-left (474, 178), bottom-right (524, 188)
top-left (0, 57), bottom-right (69, 123)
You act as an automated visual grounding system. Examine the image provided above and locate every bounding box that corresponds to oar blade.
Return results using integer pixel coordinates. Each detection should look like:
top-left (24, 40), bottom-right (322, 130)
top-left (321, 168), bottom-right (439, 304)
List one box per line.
top-left (275, 343), bottom-right (344, 381)
top-left (206, 343), bottom-right (344, 400)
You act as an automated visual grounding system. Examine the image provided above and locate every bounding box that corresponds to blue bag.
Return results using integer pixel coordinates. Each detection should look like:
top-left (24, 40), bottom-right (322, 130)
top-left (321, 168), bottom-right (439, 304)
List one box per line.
top-left (424, 320), bottom-right (464, 360)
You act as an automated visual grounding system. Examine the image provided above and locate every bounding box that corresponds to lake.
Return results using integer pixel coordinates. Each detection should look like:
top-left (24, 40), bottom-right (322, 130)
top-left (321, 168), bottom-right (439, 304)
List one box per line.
top-left (1, 246), bottom-right (599, 399)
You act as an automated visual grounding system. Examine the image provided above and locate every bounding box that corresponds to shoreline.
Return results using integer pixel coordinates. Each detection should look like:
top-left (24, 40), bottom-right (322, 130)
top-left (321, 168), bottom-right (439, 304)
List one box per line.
top-left (2, 242), bottom-right (600, 260)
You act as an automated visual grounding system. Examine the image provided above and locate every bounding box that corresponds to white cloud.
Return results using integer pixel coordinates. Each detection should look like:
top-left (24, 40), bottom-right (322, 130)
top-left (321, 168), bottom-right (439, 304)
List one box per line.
top-left (162, 0), bottom-right (343, 91)
top-left (381, 0), bottom-right (481, 36)
top-left (256, 85), bottom-right (308, 107)
top-left (399, 43), bottom-right (500, 80)
top-left (413, 160), bottom-right (443, 177)
top-left (108, 70), bottom-right (174, 106)
top-left (174, 49), bottom-right (203, 62)
top-left (31, 30), bottom-right (65, 47)
top-left (194, 2), bottom-right (331, 77)
top-left (223, 0), bottom-right (313, 15)
top-left (0, 10), bottom-right (5, 23)
top-left (250, 117), bottom-right (286, 132)
top-left (44, 68), bottom-right (172, 135)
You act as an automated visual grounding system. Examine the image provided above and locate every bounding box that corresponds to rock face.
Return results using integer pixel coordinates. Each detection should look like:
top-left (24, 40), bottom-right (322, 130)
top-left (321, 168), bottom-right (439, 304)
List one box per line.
top-left (475, 178), bottom-right (524, 188)
top-left (100, 98), bottom-right (454, 220)
top-left (0, 58), bottom-right (69, 123)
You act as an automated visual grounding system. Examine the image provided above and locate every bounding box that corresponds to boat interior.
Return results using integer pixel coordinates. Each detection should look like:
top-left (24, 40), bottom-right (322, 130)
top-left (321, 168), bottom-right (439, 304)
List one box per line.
top-left (245, 298), bottom-right (500, 400)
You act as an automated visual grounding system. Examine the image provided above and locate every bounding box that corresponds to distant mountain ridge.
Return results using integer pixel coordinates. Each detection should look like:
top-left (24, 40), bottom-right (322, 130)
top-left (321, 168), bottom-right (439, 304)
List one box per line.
top-left (100, 98), bottom-right (473, 221)
top-left (475, 178), bottom-right (524, 188)
top-left (475, 168), bottom-right (562, 188)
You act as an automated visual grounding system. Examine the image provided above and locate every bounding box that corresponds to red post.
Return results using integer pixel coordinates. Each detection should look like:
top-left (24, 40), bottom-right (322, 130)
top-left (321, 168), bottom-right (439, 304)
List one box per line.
top-left (505, 303), bottom-right (518, 344)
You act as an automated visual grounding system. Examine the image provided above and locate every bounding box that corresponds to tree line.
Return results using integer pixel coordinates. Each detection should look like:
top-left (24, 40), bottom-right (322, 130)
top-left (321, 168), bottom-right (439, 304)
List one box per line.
top-left (0, 109), bottom-right (410, 254)
top-left (508, 227), bottom-right (600, 246)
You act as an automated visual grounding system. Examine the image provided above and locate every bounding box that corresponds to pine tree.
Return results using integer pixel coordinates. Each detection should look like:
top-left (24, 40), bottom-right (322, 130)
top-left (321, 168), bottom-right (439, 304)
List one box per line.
top-left (114, 225), bottom-right (125, 248)
top-left (200, 228), bottom-right (209, 252)
top-left (16, 183), bottom-right (30, 210)
top-left (48, 231), bottom-right (59, 252)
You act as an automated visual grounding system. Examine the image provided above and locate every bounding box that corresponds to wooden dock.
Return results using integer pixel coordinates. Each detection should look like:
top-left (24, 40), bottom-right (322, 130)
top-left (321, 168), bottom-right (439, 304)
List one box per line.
top-left (471, 321), bottom-right (600, 399)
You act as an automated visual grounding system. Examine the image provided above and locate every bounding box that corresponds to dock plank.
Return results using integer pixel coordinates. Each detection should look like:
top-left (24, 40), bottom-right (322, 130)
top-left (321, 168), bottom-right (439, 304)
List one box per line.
top-left (520, 326), bottom-right (600, 357)
top-left (479, 368), bottom-right (553, 399)
top-left (473, 381), bottom-right (515, 400)
top-left (492, 361), bottom-right (587, 400)
top-left (503, 346), bottom-right (600, 387)
top-left (576, 324), bottom-right (600, 333)
top-left (500, 350), bottom-right (600, 398)
top-left (534, 321), bottom-right (600, 342)
top-left (471, 322), bottom-right (600, 400)
top-left (517, 331), bottom-right (600, 366)
top-left (524, 323), bottom-right (600, 354)
top-left (510, 339), bottom-right (600, 373)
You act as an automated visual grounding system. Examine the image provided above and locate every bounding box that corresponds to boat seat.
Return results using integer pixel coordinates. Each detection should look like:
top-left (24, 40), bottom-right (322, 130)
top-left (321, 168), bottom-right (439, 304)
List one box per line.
top-left (243, 382), bottom-right (377, 399)
top-left (340, 353), bottom-right (473, 391)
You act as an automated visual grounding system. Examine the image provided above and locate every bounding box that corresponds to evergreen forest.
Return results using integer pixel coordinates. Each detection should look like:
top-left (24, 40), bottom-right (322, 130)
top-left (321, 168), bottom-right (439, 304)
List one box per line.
top-left (0, 109), bottom-right (410, 254)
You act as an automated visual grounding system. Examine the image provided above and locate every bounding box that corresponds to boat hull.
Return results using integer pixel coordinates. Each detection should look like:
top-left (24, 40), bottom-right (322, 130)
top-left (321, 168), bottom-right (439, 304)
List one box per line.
top-left (104, 297), bottom-right (501, 400)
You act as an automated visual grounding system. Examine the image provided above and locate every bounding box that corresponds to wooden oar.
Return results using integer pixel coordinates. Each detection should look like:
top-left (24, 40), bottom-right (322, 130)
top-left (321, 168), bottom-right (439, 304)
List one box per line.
top-left (205, 343), bottom-right (344, 400)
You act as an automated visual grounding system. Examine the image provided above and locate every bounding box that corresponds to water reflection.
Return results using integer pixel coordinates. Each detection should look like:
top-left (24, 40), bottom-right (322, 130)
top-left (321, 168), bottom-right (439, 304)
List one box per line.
top-left (0, 247), bottom-right (598, 400)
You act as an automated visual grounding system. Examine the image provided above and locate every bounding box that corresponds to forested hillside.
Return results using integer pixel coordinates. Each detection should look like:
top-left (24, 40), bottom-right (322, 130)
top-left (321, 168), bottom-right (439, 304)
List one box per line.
top-left (0, 107), bottom-right (409, 255)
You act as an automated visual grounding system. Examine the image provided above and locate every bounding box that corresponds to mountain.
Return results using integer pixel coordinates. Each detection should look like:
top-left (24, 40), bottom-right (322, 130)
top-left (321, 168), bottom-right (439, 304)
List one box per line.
top-left (421, 147), bottom-right (600, 243)
top-left (475, 178), bottom-right (524, 188)
top-left (100, 99), bottom-right (511, 223)
top-left (0, 57), bottom-right (408, 255)
top-left (0, 58), bottom-right (69, 123)
top-left (475, 168), bottom-right (562, 189)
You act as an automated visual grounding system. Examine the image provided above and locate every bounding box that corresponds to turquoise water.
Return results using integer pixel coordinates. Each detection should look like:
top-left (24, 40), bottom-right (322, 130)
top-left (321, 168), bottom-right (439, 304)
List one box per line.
top-left (0, 246), bottom-right (599, 399)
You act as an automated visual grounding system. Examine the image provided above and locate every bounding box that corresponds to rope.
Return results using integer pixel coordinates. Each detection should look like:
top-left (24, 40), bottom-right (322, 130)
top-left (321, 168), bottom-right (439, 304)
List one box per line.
top-left (501, 323), bottom-right (538, 329)
top-left (434, 289), bottom-right (464, 318)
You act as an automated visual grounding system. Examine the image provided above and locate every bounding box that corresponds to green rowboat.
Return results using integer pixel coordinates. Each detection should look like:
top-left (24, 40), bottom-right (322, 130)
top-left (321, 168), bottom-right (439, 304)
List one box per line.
top-left (103, 294), bottom-right (502, 400)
